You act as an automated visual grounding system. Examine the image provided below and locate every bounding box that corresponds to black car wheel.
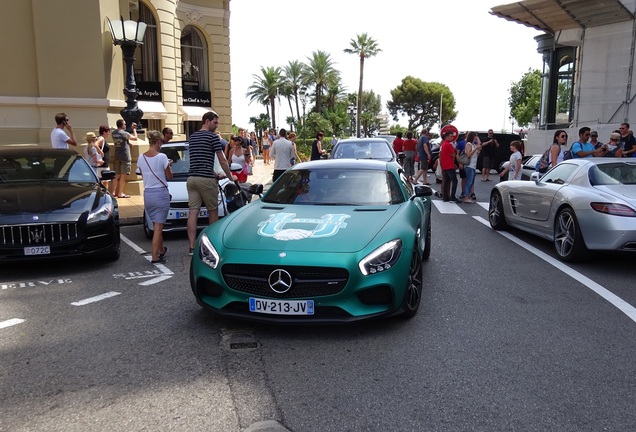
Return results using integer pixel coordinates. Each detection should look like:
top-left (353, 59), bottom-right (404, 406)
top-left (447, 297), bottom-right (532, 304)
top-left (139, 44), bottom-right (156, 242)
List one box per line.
top-left (554, 208), bottom-right (588, 262)
top-left (402, 244), bottom-right (422, 318)
top-left (488, 191), bottom-right (508, 230)
top-left (143, 210), bottom-right (153, 240)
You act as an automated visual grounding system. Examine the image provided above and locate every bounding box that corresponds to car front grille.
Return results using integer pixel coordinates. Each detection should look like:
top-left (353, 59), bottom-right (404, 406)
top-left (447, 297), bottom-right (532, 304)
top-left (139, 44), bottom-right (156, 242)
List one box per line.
top-left (222, 264), bottom-right (349, 298)
top-left (0, 223), bottom-right (80, 246)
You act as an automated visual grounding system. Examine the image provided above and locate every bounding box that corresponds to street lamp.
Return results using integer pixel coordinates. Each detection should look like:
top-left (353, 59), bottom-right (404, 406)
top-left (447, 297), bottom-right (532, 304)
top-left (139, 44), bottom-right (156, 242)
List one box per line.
top-left (347, 104), bottom-right (357, 137)
top-left (509, 115), bottom-right (515, 134)
top-left (108, 16), bottom-right (147, 133)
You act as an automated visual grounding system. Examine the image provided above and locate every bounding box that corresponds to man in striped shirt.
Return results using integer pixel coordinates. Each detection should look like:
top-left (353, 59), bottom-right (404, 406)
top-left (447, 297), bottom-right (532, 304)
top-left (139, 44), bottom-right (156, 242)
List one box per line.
top-left (187, 111), bottom-right (237, 255)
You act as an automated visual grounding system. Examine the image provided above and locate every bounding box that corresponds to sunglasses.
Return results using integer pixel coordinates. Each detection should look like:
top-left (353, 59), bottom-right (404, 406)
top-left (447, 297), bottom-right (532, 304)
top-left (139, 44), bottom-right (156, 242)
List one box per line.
top-left (559, 135), bottom-right (568, 138)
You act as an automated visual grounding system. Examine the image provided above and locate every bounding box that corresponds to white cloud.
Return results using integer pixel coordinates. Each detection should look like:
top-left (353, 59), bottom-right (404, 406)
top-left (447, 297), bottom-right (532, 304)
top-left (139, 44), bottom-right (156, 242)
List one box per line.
top-left (229, 0), bottom-right (543, 132)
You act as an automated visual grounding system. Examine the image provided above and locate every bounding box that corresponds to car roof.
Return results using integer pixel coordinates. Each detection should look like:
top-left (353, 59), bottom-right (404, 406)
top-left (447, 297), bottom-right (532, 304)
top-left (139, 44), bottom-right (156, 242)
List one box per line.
top-left (336, 138), bottom-right (393, 143)
top-left (0, 144), bottom-right (80, 157)
top-left (293, 158), bottom-right (392, 171)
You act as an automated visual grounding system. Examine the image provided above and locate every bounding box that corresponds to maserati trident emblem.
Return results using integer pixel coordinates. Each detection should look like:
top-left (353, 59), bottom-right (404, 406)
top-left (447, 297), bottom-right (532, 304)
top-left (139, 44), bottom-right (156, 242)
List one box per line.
top-left (268, 269), bottom-right (293, 294)
top-left (30, 228), bottom-right (44, 244)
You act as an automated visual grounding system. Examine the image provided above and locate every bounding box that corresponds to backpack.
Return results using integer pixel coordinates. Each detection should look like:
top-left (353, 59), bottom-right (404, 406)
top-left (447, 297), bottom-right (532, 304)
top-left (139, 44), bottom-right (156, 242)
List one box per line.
top-left (563, 142), bottom-right (577, 160)
top-left (536, 147), bottom-right (551, 173)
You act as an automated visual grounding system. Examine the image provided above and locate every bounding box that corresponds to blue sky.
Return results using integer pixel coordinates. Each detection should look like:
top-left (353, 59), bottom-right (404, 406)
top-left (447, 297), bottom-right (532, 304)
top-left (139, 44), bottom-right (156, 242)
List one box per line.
top-left (229, 0), bottom-right (543, 132)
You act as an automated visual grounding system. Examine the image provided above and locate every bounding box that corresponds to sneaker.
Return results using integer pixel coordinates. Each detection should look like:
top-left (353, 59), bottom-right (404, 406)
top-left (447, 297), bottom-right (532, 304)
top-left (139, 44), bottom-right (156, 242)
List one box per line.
top-left (453, 198), bottom-right (463, 204)
top-left (470, 193), bottom-right (477, 200)
top-left (188, 247), bottom-right (194, 256)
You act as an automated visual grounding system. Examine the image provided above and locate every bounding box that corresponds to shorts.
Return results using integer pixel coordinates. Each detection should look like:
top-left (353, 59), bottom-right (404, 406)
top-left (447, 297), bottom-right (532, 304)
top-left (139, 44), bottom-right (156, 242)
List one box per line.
top-left (187, 176), bottom-right (219, 212)
top-left (458, 167), bottom-right (466, 178)
top-left (482, 156), bottom-right (494, 170)
top-left (418, 158), bottom-right (428, 171)
top-left (113, 160), bottom-right (131, 175)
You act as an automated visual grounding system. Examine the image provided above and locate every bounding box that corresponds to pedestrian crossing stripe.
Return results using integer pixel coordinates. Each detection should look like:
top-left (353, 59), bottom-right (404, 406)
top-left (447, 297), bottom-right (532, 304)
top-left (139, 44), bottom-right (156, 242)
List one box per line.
top-left (432, 201), bottom-right (489, 214)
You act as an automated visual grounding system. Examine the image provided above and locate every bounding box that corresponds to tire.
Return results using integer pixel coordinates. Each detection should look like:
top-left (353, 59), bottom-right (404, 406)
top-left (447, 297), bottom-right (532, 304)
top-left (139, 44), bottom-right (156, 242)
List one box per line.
top-left (554, 208), bottom-right (588, 262)
top-left (488, 191), bottom-right (508, 230)
top-left (401, 244), bottom-right (423, 318)
top-left (422, 220), bottom-right (431, 261)
top-left (143, 210), bottom-right (153, 240)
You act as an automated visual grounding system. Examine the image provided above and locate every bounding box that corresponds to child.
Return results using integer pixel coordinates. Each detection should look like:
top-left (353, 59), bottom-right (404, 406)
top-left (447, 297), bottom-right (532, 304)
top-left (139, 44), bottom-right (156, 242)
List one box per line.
top-left (500, 140), bottom-right (523, 181)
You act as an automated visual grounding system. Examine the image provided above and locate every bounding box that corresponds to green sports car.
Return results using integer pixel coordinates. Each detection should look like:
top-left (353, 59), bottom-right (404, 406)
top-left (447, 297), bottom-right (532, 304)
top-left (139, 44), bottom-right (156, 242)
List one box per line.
top-left (189, 159), bottom-right (433, 323)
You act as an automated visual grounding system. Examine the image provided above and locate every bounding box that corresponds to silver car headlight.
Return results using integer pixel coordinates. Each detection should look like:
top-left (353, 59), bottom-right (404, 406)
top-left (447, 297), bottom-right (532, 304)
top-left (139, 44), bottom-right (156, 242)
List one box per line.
top-left (200, 233), bottom-right (220, 269)
top-left (358, 239), bottom-right (402, 276)
top-left (87, 202), bottom-right (113, 225)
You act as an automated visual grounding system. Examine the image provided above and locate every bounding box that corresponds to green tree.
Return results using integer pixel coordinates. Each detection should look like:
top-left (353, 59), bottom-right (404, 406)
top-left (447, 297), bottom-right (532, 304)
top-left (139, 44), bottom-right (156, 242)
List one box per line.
top-left (508, 69), bottom-right (541, 127)
top-left (388, 76), bottom-right (457, 130)
top-left (359, 90), bottom-right (382, 137)
top-left (246, 66), bottom-right (282, 129)
top-left (282, 60), bottom-right (306, 128)
top-left (249, 113), bottom-right (271, 141)
top-left (344, 33), bottom-right (381, 137)
top-left (302, 50), bottom-right (339, 115)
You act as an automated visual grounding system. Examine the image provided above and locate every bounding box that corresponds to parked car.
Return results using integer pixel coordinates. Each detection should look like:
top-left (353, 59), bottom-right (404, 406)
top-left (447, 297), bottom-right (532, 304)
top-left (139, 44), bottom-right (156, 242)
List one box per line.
top-left (488, 158), bottom-right (636, 262)
top-left (190, 159), bottom-right (433, 323)
top-left (142, 141), bottom-right (262, 239)
top-left (498, 154), bottom-right (542, 180)
top-left (0, 145), bottom-right (120, 261)
top-left (330, 138), bottom-right (398, 162)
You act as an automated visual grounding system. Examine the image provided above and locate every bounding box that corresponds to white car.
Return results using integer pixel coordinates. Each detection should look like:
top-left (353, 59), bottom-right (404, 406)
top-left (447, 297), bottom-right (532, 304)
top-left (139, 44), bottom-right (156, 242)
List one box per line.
top-left (142, 141), bottom-right (245, 239)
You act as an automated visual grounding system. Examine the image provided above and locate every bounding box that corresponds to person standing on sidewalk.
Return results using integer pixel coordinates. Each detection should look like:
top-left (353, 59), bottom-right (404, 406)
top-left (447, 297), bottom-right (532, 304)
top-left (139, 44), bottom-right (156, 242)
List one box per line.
top-left (51, 113), bottom-right (78, 149)
top-left (270, 128), bottom-right (295, 182)
top-left (186, 111), bottom-right (237, 255)
top-left (480, 129), bottom-right (498, 182)
top-left (110, 119), bottom-right (138, 198)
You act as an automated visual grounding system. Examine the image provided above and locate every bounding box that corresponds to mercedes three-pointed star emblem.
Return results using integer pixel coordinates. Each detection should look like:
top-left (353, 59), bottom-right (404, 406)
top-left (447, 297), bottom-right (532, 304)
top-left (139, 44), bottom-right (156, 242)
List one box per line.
top-left (268, 269), bottom-right (293, 294)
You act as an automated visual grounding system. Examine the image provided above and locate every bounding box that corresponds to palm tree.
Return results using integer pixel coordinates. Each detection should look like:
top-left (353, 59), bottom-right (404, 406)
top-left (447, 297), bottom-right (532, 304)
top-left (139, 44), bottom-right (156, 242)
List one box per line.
top-left (344, 33), bottom-right (381, 137)
top-left (246, 66), bottom-right (282, 129)
top-left (282, 60), bottom-right (306, 127)
top-left (303, 50), bottom-right (339, 115)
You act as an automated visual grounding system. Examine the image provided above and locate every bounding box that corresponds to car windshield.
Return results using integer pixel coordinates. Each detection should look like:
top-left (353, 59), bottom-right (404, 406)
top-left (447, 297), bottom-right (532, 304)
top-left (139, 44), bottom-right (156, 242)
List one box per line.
top-left (589, 162), bottom-right (636, 185)
top-left (0, 153), bottom-right (97, 183)
top-left (332, 141), bottom-right (393, 161)
top-left (262, 168), bottom-right (404, 205)
top-left (161, 145), bottom-right (190, 177)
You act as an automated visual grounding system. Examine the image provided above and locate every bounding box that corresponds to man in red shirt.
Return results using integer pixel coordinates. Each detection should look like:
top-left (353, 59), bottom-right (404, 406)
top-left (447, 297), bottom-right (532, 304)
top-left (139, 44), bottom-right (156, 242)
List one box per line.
top-left (440, 130), bottom-right (461, 203)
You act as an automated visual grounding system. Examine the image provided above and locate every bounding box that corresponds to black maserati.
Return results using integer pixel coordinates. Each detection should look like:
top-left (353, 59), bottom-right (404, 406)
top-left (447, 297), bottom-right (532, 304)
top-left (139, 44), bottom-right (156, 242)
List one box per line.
top-left (0, 145), bottom-right (120, 261)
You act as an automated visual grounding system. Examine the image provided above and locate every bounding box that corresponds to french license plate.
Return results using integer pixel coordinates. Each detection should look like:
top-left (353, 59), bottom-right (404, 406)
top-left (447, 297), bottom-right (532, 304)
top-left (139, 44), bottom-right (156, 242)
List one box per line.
top-left (174, 209), bottom-right (208, 219)
top-left (249, 298), bottom-right (314, 315)
top-left (24, 246), bottom-right (50, 255)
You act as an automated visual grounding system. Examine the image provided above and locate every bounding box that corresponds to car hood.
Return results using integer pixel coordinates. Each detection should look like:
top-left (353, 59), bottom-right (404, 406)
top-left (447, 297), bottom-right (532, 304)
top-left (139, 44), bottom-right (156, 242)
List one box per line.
top-left (0, 182), bottom-right (106, 222)
top-left (221, 203), bottom-right (400, 253)
top-left (168, 176), bottom-right (188, 202)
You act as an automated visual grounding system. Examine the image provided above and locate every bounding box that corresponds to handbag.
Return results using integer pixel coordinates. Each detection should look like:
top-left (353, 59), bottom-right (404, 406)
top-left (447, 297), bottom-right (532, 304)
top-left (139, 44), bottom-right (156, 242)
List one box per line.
top-left (457, 151), bottom-right (470, 165)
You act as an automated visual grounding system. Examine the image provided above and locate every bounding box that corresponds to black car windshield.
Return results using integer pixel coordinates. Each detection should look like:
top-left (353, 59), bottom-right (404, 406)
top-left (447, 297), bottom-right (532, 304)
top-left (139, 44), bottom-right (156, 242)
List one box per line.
top-left (262, 168), bottom-right (403, 205)
top-left (0, 154), bottom-right (97, 183)
top-left (332, 141), bottom-right (394, 161)
top-left (589, 162), bottom-right (636, 185)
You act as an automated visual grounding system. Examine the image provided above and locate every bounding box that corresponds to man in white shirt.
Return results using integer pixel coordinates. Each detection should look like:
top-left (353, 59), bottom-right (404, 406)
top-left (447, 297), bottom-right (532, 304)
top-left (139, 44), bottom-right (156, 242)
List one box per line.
top-left (50, 113), bottom-right (77, 149)
top-left (269, 128), bottom-right (294, 182)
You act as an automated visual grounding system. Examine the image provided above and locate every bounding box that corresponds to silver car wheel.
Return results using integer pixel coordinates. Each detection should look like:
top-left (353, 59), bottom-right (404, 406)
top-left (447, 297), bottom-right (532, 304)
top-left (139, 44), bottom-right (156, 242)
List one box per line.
top-left (554, 208), bottom-right (587, 262)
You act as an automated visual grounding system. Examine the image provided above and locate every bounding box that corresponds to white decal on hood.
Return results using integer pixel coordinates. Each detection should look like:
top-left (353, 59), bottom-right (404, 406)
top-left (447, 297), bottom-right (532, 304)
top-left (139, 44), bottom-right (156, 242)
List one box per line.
top-left (257, 213), bottom-right (350, 241)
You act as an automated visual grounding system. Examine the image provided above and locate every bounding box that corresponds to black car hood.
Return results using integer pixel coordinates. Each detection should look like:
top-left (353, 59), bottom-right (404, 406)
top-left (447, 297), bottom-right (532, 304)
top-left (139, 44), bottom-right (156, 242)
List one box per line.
top-left (0, 182), bottom-right (105, 223)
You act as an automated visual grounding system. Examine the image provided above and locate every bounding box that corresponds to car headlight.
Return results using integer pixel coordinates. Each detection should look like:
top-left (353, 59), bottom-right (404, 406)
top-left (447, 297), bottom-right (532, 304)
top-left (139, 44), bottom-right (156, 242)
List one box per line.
top-left (200, 233), bottom-right (220, 269)
top-left (87, 202), bottom-right (113, 225)
top-left (358, 239), bottom-right (402, 276)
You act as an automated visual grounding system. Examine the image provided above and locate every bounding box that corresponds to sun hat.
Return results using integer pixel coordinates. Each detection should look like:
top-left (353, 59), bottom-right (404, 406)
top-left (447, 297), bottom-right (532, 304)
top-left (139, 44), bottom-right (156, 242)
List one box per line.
top-left (85, 131), bottom-right (97, 142)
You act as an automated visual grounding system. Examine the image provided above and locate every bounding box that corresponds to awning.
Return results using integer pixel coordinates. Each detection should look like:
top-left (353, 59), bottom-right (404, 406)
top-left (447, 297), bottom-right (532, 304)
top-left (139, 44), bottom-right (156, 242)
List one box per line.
top-left (490, 0), bottom-right (634, 33)
top-left (179, 105), bottom-right (212, 122)
top-left (137, 101), bottom-right (168, 120)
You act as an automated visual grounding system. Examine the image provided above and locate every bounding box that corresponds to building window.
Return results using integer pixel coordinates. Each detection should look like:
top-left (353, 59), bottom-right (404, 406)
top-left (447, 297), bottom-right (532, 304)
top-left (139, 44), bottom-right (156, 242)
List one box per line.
top-left (131, 2), bottom-right (159, 82)
top-left (556, 54), bottom-right (574, 125)
top-left (181, 26), bottom-right (209, 91)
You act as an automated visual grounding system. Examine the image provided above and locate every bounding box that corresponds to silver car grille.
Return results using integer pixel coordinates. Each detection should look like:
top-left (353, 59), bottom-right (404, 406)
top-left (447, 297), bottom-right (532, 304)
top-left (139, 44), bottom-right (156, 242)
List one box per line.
top-left (0, 223), bottom-right (80, 246)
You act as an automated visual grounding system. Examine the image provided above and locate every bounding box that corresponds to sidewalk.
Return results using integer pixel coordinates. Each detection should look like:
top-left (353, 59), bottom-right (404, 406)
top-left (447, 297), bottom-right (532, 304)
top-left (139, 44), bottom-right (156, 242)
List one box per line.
top-left (118, 158), bottom-right (274, 226)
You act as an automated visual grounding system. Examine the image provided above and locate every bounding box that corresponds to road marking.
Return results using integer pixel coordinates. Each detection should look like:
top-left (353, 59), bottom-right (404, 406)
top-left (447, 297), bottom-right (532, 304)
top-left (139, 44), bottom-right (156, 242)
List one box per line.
top-left (71, 291), bottom-right (121, 306)
top-left (120, 233), bottom-right (174, 285)
top-left (0, 318), bottom-right (25, 329)
top-left (121, 233), bottom-right (146, 254)
top-left (432, 201), bottom-right (466, 214)
top-left (474, 216), bottom-right (636, 324)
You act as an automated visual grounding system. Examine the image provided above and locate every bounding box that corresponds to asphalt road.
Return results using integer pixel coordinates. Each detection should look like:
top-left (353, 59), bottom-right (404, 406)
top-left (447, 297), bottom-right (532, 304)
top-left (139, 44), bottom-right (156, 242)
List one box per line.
top-left (1, 179), bottom-right (635, 431)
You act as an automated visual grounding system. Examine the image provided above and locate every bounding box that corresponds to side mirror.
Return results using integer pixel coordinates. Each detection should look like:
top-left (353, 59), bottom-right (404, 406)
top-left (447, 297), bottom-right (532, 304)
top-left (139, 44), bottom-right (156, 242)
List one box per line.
top-left (530, 171), bottom-right (541, 183)
top-left (100, 170), bottom-right (116, 181)
top-left (412, 184), bottom-right (433, 198)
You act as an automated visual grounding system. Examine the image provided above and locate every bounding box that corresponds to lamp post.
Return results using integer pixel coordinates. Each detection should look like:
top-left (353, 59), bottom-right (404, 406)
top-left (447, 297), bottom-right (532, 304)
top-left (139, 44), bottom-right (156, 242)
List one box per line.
top-left (108, 17), bottom-right (147, 133)
top-left (347, 105), bottom-right (357, 137)
top-left (299, 86), bottom-right (307, 141)
top-left (509, 115), bottom-right (515, 134)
